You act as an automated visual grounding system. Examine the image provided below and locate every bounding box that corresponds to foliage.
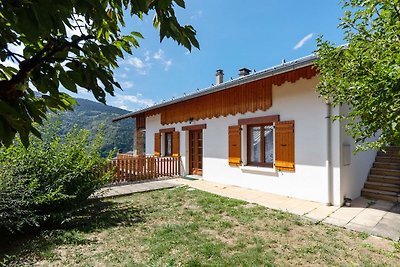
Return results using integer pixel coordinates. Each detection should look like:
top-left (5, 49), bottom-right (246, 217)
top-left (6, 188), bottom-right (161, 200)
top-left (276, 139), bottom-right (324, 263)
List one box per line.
top-left (0, 122), bottom-right (112, 233)
top-left (316, 0), bottom-right (400, 151)
top-left (49, 98), bottom-right (135, 156)
top-left (0, 0), bottom-right (199, 147)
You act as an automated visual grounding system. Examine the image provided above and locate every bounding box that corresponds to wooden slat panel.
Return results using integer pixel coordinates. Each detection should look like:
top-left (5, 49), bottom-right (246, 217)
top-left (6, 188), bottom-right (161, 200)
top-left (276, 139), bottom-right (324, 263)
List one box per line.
top-left (238, 115), bottom-right (280, 125)
top-left (275, 121), bottom-right (295, 172)
top-left (228, 125), bottom-right (242, 166)
top-left (133, 66), bottom-right (316, 125)
top-left (181, 124), bottom-right (207, 131)
top-left (136, 115), bottom-right (146, 129)
top-left (104, 156), bottom-right (182, 182)
top-left (159, 127), bottom-right (175, 133)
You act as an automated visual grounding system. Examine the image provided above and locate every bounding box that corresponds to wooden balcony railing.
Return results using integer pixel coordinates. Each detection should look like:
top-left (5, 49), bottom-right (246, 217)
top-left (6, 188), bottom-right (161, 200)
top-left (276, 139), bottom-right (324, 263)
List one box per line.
top-left (101, 154), bottom-right (182, 183)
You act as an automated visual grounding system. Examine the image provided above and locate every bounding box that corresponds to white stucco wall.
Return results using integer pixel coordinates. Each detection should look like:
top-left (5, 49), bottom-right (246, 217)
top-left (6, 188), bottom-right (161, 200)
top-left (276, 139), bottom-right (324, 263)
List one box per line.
top-left (145, 77), bottom-right (349, 204)
top-left (339, 105), bottom-right (377, 202)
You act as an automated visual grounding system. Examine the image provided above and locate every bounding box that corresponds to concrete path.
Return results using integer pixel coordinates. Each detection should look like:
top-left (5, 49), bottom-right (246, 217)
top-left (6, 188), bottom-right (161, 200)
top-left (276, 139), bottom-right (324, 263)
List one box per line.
top-left (93, 180), bottom-right (178, 198)
top-left (93, 178), bottom-right (400, 241)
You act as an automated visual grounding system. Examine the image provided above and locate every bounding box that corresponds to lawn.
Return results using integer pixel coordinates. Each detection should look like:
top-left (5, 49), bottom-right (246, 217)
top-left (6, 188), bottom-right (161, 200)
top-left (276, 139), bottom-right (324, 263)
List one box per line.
top-left (1, 186), bottom-right (399, 266)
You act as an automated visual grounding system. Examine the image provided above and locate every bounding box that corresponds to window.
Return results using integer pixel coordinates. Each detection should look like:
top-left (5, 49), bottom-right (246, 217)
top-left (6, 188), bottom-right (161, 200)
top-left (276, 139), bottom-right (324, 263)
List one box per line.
top-left (247, 124), bottom-right (274, 167)
top-left (229, 117), bottom-right (294, 171)
top-left (164, 132), bottom-right (173, 156)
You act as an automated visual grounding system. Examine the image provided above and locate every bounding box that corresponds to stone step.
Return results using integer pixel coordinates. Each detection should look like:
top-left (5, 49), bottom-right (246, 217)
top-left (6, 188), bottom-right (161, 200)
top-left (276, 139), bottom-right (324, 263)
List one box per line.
top-left (364, 181), bottom-right (400, 193)
top-left (367, 174), bottom-right (400, 185)
top-left (370, 168), bottom-right (400, 177)
top-left (373, 162), bottom-right (400, 170)
top-left (377, 151), bottom-right (400, 157)
top-left (383, 146), bottom-right (400, 151)
top-left (375, 156), bottom-right (400, 163)
top-left (361, 188), bottom-right (399, 202)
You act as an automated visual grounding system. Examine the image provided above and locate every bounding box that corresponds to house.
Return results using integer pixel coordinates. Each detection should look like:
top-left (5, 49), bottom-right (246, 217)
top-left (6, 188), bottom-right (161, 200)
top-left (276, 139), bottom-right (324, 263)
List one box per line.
top-left (113, 54), bottom-right (378, 206)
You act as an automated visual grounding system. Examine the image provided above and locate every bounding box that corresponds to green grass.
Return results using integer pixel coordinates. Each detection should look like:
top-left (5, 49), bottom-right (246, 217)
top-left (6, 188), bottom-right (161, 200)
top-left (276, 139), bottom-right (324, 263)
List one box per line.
top-left (1, 186), bottom-right (399, 266)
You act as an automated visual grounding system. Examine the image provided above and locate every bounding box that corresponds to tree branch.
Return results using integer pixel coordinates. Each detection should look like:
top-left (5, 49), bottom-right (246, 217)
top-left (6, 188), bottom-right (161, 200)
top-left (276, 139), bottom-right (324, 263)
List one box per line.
top-left (0, 35), bottom-right (95, 102)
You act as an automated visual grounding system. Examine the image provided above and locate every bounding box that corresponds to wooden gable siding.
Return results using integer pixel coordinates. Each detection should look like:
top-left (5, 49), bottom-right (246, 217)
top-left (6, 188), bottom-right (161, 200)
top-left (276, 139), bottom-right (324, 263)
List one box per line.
top-left (136, 115), bottom-right (146, 129)
top-left (147, 79), bottom-right (272, 125)
top-left (143, 66), bottom-right (317, 125)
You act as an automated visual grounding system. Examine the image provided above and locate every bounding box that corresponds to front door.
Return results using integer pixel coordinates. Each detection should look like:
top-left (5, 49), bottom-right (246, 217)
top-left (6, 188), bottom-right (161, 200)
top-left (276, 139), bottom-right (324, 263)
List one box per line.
top-left (189, 130), bottom-right (203, 175)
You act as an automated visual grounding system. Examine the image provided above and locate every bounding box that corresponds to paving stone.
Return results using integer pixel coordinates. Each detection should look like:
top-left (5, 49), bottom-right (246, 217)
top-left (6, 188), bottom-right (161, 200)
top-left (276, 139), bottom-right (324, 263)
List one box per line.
top-left (255, 198), bottom-right (288, 211)
top-left (322, 217), bottom-right (348, 227)
top-left (350, 209), bottom-right (387, 227)
top-left (280, 199), bottom-right (321, 216)
top-left (351, 197), bottom-right (370, 208)
top-left (389, 204), bottom-right (400, 214)
top-left (305, 205), bottom-right (339, 221)
top-left (328, 206), bottom-right (365, 223)
top-left (383, 211), bottom-right (400, 220)
top-left (346, 222), bottom-right (375, 235)
top-left (372, 218), bottom-right (400, 241)
top-left (369, 200), bottom-right (394, 212)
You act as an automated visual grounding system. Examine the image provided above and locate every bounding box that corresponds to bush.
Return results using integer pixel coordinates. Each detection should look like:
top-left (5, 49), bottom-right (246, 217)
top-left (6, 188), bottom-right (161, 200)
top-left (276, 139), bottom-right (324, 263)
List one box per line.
top-left (0, 122), bottom-right (112, 233)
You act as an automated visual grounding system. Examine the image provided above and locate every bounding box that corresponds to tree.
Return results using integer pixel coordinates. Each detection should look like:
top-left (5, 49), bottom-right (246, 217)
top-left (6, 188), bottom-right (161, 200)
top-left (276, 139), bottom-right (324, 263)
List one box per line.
top-left (0, 0), bottom-right (199, 147)
top-left (316, 0), bottom-right (400, 151)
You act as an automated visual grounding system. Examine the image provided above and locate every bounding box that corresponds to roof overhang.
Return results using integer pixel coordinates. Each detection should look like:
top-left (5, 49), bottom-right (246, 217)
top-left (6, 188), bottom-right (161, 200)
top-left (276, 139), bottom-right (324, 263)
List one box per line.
top-left (112, 54), bottom-right (317, 122)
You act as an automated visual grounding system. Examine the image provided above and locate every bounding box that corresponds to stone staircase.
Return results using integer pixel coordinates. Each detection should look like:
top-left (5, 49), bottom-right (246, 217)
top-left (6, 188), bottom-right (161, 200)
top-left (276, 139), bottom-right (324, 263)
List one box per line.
top-left (361, 146), bottom-right (400, 202)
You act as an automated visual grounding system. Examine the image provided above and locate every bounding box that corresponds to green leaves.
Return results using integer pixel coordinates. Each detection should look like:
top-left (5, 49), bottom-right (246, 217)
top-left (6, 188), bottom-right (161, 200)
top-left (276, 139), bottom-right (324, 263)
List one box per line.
top-left (316, 0), bottom-right (400, 151)
top-left (0, 0), bottom-right (199, 147)
top-left (0, 121), bottom-right (112, 233)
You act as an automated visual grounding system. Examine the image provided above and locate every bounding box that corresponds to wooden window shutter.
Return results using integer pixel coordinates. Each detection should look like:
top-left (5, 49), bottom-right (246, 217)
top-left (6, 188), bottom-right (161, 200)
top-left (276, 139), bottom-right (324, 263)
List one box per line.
top-left (172, 131), bottom-right (180, 157)
top-left (275, 120), bottom-right (295, 171)
top-left (154, 133), bottom-right (161, 157)
top-left (228, 125), bottom-right (241, 166)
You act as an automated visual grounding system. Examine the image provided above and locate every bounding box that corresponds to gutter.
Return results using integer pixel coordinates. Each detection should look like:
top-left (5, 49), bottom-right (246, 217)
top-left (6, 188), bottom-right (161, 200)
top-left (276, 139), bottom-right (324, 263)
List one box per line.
top-left (113, 54), bottom-right (318, 122)
top-left (326, 102), bottom-right (333, 205)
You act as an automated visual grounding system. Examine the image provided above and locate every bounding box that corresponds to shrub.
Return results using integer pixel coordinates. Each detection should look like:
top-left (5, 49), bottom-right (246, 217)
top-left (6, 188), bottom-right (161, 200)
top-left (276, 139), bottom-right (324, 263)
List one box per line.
top-left (0, 122), bottom-right (112, 233)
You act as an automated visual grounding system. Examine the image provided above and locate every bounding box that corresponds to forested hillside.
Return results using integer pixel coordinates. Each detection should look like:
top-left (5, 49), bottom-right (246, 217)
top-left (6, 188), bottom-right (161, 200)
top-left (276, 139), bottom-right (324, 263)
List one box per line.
top-left (51, 98), bottom-right (134, 155)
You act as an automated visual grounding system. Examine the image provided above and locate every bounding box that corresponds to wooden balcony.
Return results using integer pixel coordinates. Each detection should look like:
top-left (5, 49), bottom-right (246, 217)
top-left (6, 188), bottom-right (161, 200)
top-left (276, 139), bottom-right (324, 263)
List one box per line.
top-left (101, 154), bottom-right (182, 183)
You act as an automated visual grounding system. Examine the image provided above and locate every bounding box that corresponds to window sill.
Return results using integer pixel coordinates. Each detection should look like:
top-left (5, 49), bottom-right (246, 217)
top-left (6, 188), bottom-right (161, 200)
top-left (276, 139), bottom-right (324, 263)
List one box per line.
top-left (239, 165), bottom-right (276, 174)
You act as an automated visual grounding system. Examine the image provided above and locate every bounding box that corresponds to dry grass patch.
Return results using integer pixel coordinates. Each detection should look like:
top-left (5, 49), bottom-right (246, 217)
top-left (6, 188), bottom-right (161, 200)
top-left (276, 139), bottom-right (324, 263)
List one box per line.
top-left (1, 186), bottom-right (399, 266)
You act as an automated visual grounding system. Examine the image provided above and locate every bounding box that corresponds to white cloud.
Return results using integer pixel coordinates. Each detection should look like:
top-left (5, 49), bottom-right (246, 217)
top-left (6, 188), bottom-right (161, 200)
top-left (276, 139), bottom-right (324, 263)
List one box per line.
top-left (112, 93), bottom-right (155, 110)
top-left (120, 81), bottom-right (134, 89)
top-left (293, 33), bottom-right (313, 50)
top-left (127, 57), bottom-right (145, 68)
top-left (190, 10), bottom-right (203, 20)
top-left (121, 56), bottom-right (151, 75)
top-left (117, 73), bottom-right (127, 78)
top-left (153, 49), bottom-right (164, 60)
top-left (164, 60), bottom-right (172, 71)
top-left (153, 49), bottom-right (173, 71)
top-left (144, 50), bottom-right (151, 62)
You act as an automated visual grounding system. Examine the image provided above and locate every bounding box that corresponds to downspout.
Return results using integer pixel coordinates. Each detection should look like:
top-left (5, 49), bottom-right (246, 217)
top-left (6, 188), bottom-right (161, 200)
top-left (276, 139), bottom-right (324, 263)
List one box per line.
top-left (326, 102), bottom-right (333, 205)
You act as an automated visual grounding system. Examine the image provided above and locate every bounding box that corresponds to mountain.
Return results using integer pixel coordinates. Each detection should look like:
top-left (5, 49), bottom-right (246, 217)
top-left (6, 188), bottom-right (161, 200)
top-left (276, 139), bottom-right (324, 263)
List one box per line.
top-left (52, 98), bottom-right (134, 156)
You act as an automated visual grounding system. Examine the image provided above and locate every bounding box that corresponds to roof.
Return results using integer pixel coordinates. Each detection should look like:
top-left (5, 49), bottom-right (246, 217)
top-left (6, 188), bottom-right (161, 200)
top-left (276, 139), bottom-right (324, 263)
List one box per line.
top-left (113, 54), bottom-right (317, 122)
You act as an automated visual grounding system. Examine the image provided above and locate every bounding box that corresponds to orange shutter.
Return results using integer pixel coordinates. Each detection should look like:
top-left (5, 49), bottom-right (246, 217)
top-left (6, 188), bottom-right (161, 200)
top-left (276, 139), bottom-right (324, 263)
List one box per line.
top-left (275, 120), bottom-right (295, 171)
top-left (154, 133), bottom-right (161, 157)
top-left (172, 131), bottom-right (180, 157)
top-left (228, 125), bottom-right (241, 166)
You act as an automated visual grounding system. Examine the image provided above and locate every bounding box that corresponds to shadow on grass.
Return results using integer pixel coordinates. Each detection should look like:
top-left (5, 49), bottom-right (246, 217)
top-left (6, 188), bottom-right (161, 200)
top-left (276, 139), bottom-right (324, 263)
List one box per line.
top-left (0, 198), bottom-right (146, 265)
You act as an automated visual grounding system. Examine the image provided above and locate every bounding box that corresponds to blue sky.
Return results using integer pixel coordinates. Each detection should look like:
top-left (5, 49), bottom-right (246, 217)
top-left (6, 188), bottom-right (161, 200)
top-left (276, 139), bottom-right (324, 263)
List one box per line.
top-left (75, 0), bottom-right (346, 111)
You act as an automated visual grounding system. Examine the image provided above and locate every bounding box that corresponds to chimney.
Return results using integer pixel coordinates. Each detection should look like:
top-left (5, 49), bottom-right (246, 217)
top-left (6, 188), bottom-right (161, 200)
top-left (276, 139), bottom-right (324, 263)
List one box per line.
top-left (239, 68), bottom-right (251, 77)
top-left (216, 69), bottom-right (224, 85)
